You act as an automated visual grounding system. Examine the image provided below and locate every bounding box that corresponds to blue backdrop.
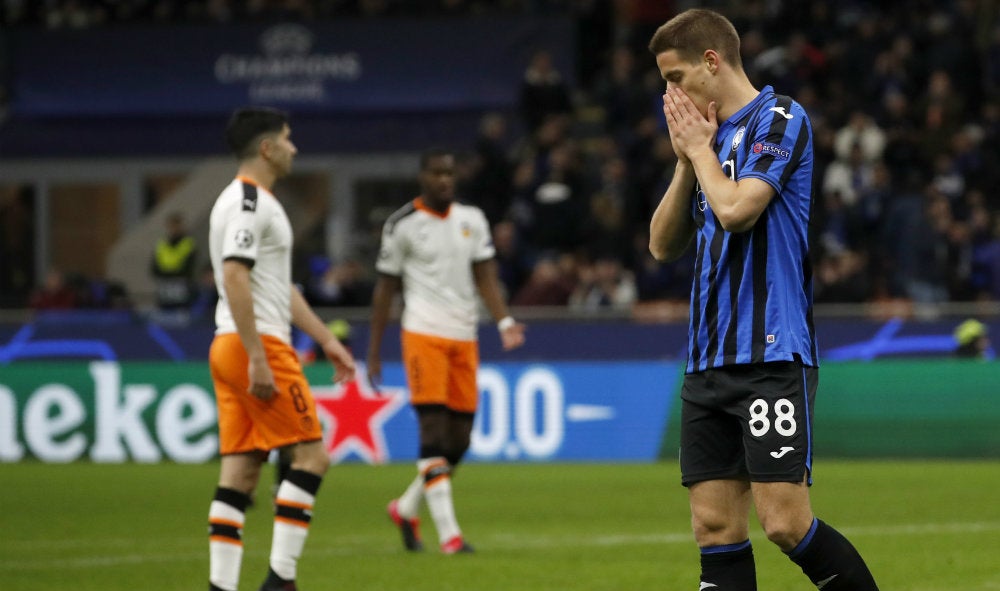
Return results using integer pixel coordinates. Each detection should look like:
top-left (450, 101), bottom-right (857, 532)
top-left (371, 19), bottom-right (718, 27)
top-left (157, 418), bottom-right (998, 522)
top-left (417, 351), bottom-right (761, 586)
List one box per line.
top-left (9, 19), bottom-right (574, 117)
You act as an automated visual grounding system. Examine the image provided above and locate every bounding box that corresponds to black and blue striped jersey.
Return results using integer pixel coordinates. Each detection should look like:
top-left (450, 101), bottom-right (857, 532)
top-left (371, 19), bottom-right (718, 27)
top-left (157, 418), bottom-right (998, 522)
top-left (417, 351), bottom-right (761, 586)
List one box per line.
top-left (685, 85), bottom-right (818, 373)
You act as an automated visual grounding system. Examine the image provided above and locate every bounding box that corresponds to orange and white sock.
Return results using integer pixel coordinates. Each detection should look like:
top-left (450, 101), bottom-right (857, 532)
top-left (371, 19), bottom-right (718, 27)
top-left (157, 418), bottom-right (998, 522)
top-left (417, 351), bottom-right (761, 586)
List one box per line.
top-left (270, 469), bottom-right (322, 581)
top-left (419, 457), bottom-right (460, 543)
top-left (208, 487), bottom-right (250, 591)
top-left (397, 473), bottom-right (425, 518)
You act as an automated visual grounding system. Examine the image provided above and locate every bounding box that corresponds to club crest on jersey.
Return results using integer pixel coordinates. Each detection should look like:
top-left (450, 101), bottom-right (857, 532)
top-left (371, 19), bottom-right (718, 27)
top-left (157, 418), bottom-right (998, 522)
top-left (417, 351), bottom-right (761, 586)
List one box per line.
top-left (460, 222), bottom-right (471, 237)
top-left (752, 142), bottom-right (791, 160)
top-left (234, 229), bottom-right (254, 249)
top-left (732, 126), bottom-right (746, 150)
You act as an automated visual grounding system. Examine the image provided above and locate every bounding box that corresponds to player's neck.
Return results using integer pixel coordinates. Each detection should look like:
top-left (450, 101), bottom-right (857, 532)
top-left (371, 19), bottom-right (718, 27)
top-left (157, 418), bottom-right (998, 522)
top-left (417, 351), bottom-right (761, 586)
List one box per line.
top-left (419, 195), bottom-right (450, 213)
top-left (237, 161), bottom-right (277, 192)
top-left (716, 74), bottom-right (760, 121)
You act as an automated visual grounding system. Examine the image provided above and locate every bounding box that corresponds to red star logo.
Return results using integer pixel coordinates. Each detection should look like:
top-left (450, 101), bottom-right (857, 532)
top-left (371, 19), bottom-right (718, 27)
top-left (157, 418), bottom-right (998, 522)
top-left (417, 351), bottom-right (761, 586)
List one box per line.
top-left (313, 376), bottom-right (406, 465)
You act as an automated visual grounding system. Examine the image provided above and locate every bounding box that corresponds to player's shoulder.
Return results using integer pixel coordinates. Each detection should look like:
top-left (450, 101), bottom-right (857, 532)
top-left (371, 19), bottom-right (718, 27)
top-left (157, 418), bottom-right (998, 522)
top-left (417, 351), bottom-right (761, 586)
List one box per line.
top-left (452, 201), bottom-right (489, 223)
top-left (211, 179), bottom-right (243, 215)
top-left (758, 90), bottom-right (809, 123)
top-left (215, 178), bottom-right (242, 200)
top-left (384, 200), bottom-right (418, 234)
top-left (215, 178), bottom-right (270, 211)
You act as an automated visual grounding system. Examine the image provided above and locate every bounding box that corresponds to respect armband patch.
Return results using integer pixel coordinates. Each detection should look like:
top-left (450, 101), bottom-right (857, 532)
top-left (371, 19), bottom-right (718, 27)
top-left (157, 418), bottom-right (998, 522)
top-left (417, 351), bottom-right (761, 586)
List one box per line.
top-left (752, 142), bottom-right (791, 160)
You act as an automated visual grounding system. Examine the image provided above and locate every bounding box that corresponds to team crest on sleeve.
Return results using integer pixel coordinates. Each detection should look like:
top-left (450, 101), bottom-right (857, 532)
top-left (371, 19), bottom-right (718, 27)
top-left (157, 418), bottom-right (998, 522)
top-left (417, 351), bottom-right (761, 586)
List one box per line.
top-left (234, 229), bottom-right (254, 249)
top-left (732, 126), bottom-right (746, 150)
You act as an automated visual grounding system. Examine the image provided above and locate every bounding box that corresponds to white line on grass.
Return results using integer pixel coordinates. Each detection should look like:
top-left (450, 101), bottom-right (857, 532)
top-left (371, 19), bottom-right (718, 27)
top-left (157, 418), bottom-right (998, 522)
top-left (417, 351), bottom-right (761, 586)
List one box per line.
top-left (3, 520), bottom-right (999, 572)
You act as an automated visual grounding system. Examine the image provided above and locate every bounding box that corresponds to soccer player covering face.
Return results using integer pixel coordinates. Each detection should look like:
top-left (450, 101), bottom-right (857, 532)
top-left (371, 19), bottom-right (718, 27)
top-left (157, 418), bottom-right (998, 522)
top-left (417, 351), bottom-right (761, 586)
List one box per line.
top-left (207, 107), bottom-right (355, 591)
top-left (647, 10), bottom-right (879, 591)
top-left (368, 149), bottom-right (525, 554)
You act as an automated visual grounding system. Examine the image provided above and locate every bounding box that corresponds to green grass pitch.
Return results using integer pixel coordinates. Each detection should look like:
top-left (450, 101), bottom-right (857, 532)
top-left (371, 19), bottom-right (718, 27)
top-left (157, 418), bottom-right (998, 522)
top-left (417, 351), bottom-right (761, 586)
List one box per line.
top-left (2, 460), bottom-right (998, 590)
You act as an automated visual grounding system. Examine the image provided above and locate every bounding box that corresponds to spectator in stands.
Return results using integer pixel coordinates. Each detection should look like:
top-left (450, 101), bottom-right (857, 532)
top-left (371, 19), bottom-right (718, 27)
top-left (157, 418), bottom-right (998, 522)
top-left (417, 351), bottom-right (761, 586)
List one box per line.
top-left (914, 69), bottom-right (966, 164)
top-left (969, 200), bottom-right (1000, 301)
top-left (822, 142), bottom-right (876, 209)
top-left (592, 45), bottom-right (649, 138)
top-left (953, 318), bottom-right (991, 359)
top-left (29, 268), bottom-right (77, 310)
top-left (568, 255), bottom-right (637, 312)
top-left (151, 212), bottom-right (197, 311)
top-left (492, 219), bottom-right (535, 300)
top-left (306, 256), bottom-right (373, 307)
top-left (520, 140), bottom-right (588, 253)
top-left (814, 247), bottom-right (871, 304)
top-left (877, 90), bottom-right (923, 181)
top-left (461, 112), bottom-right (514, 226)
top-left (906, 189), bottom-right (954, 304)
top-left (581, 190), bottom-right (630, 264)
top-left (833, 111), bottom-right (886, 165)
top-left (511, 255), bottom-right (574, 306)
top-left (518, 49), bottom-right (573, 134)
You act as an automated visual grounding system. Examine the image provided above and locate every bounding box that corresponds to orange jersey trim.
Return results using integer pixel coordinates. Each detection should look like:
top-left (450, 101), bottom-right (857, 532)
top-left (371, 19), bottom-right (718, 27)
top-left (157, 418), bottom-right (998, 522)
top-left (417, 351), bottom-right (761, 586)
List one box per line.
top-left (414, 197), bottom-right (450, 218)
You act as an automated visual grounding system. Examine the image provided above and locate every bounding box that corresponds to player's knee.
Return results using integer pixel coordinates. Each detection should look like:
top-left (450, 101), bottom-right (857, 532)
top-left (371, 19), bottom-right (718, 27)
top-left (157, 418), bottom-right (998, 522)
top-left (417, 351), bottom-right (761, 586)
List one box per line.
top-left (691, 509), bottom-right (739, 545)
top-left (759, 514), bottom-right (808, 551)
top-left (218, 461), bottom-right (263, 494)
top-left (444, 437), bottom-right (470, 465)
top-left (444, 447), bottom-right (467, 467)
top-left (225, 473), bottom-right (259, 495)
top-left (291, 443), bottom-right (331, 475)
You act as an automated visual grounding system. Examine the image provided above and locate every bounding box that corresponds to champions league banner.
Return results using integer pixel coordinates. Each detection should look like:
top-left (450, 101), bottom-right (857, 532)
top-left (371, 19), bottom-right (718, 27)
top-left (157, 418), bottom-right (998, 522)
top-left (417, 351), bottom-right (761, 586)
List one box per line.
top-left (8, 19), bottom-right (574, 117)
top-left (0, 361), bottom-right (679, 464)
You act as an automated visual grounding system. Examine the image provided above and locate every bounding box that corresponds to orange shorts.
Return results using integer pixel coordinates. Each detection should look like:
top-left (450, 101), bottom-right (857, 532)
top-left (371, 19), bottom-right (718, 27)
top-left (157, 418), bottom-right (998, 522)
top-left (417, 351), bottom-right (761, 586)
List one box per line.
top-left (401, 329), bottom-right (479, 414)
top-left (209, 333), bottom-right (322, 455)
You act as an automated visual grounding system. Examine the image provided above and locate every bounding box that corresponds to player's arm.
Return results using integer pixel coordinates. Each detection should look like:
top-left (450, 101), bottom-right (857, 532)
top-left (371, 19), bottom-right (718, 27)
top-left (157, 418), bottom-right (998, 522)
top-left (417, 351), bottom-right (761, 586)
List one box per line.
top-left (649, 160), bottom-right (697, 261)
top-left (289, 285), bottom-right (355, 383)
top-left (366, 273), bottom-right (402, 386)
top-left (663, 87), bottom-right (775, 233)
top-left (473, 259), bottom-right (525, 351)
top-left (221, 259), bottom-right (275, 400)
top-left (686, 148), bottom-right (776, 233)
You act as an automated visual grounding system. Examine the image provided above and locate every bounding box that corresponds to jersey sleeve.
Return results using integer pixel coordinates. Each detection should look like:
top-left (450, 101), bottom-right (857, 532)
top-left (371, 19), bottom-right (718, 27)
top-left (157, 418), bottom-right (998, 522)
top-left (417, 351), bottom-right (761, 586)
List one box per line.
top-left (471, 208), bottom-right (496, 262)
top-left (219, 206), bottom-right (267, 267)
top-left (375, 219), bottom-right (405, 276)
top-left (738, 100), bottom-right (809, 193)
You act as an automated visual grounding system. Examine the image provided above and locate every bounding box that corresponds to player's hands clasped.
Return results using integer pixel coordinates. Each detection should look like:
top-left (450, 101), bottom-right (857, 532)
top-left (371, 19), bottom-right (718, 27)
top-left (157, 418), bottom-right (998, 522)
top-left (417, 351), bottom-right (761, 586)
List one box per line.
top-left (662, 87), bottom-right (718, 159)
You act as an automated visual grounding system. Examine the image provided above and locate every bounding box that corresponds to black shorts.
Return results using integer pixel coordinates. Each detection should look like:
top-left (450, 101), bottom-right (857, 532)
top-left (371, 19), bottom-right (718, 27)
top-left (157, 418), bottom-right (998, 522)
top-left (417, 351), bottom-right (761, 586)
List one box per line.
top-left (679, 358), bottom-right (817, 487)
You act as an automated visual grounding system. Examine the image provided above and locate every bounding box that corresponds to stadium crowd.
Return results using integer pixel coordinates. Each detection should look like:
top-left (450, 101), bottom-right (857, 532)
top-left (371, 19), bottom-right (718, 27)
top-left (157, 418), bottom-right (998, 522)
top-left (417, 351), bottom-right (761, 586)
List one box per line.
top-left (3, 0), bottom-right (999, 315)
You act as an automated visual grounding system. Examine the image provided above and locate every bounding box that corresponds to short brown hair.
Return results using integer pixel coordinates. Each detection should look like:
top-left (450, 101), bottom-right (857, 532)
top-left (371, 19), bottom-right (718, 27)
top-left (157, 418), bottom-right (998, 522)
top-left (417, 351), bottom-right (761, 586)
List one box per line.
top-left (225, 107), bottom-right (289, 160)
top-left (648, 9), bottom-right (742, 68)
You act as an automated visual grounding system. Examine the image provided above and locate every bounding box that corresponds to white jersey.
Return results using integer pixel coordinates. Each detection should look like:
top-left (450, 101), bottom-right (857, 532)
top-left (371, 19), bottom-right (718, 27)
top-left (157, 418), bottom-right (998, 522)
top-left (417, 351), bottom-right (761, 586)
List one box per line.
top-left (376, 198), bottom-right (495, 341)
top-left (209, 177), bottom-right (293, 343)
